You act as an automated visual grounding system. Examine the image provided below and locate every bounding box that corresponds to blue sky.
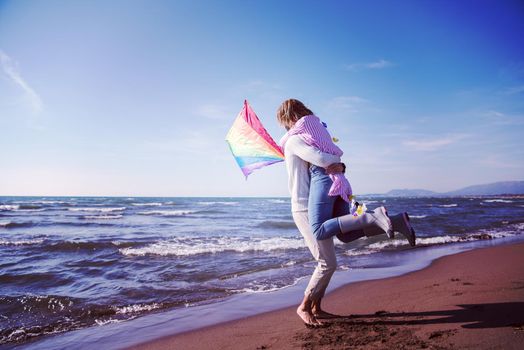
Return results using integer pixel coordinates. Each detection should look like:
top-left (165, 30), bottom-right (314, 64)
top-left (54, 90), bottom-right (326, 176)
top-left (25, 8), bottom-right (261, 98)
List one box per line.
top-left (1, 0), bottom-right (523, 196)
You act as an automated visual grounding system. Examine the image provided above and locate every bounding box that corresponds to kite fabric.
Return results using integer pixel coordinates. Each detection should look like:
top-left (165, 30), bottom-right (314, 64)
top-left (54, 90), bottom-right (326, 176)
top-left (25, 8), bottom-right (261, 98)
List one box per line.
top-left (226, 100), bottom-right (284, 178)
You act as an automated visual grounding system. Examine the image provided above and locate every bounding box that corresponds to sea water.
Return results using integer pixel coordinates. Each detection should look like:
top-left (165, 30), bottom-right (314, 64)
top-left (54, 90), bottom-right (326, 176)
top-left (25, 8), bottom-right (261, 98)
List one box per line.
top-left (1, 196), bottom-right (523, 347)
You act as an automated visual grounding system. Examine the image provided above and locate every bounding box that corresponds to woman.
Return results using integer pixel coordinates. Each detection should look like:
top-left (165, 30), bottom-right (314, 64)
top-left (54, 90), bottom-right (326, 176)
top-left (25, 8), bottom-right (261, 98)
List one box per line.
top-left (277, 98), bottom-right (416, 326)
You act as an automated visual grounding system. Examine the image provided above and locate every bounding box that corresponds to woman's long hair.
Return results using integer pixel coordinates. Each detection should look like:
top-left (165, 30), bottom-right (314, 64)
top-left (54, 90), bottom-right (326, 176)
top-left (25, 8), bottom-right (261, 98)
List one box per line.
top-left (276, 99), bottom-right (313, 130)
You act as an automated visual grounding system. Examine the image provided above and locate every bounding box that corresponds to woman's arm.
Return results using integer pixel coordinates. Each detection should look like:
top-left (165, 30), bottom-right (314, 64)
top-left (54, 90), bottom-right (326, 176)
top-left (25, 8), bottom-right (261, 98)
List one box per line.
top-left (286, 135), bottom-right (340, 167)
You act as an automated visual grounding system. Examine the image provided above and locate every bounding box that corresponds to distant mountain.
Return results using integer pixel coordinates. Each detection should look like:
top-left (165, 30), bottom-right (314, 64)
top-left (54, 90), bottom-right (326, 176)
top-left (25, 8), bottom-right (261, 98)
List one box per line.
top-left (385, 181), bottom-right (524, 197)
top-left (444, 181), bottom-right (524, 196)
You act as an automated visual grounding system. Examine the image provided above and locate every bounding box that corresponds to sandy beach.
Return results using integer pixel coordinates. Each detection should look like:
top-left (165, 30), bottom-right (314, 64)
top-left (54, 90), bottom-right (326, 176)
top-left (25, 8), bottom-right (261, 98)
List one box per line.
top-left (130, 242), bottom-right (524, 349)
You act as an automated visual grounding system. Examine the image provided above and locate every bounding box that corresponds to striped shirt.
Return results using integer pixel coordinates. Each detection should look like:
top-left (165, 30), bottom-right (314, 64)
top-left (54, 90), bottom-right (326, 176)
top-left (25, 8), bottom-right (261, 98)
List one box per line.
top-left (280, 115), bottom-right (353, 202)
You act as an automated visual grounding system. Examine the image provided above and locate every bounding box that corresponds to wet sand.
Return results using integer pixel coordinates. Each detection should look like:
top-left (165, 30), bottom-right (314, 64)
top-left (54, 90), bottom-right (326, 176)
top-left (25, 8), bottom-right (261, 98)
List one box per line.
top-left (130, 242), bottom-right (524, 349)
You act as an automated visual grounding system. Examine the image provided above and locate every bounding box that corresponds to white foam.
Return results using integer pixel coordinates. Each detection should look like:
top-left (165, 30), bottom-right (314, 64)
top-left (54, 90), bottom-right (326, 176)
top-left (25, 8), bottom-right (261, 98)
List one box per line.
top-left (82, 215), bottom-right (124, 220)
top-left (69, 207), bottom-right (126, 212)
top-left (344, 248), bottom-right (376, 256)
top-left (130, 202), bottom-right (163, 206)
top-left (483, 199), bottom-right (514, 203)
top-left (95, 319), bottom-right (123, 326)
top-left (15, 200), bottom-right (67, 204)
top-left (137, 210), bottom-right (197, 216)
top-left (0, 205), bottom-right (19, 211)
top-left (238, 285), bottom-right (286, 293)
top-left (114, 303), bottom-right (161, 314)
top-left (439, 204), bottom-right (458, 207)
top-left (267, 199), bottom-right (288, 204)
top-left (119, 236), bottom-right (305, 257)
top-left (198, 201), bottom-right (239, 206)
top-left (344, 225), bottom-right (524, 257)
top-left (0, 220), bottom-right (12, 227)
top-left (410, 215), bottom-right (427, 219)
top-left (0, 238), bottom-right (44, 246)
top-left (237, 277), bottom-right (304, 294)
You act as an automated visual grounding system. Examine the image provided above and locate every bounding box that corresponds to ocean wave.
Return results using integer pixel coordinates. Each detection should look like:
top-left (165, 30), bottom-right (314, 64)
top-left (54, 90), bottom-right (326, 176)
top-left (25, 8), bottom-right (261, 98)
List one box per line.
top-left (0, 271), bottom-right (73, 286)
top-left (49, 221), bottom-right (117, 228)
top-left (0, 294), bottom-right (85, 344)
top-left (119, 236), bottom-right (305, 257)
top-left (234, 278), bottom-right (304, 294)
top-left (68, 207), bottom-right (126, 212)
top-left (281, 260), bottom-right (297, 267)
top-left (438, 204), bottom-right (458, 208)
top-left (0, 205), bottom-right (19, 211)
top-left (257, 220), bottom-right (297, 229)
top-left (114, 303), bottom-right (161, 314)
top-left (198, 201), bottom-right (239, 206)
top-left (19, 204), bottom-right (43, 210)
top-left (79, 215), bottom-right (124, 220)
top-left (344, 249), bottom-right (376, 257)
top-left (410, 215), bottom-right (427, 219)
top-left (27, 200), bottom-right (67, 205)
top-left (266, 199), bottom-right (289, 204)
top-left (0, 204), bottom-right (47, 211)
top-left (137, 210), bottom-right (197, 217)
top-left (0, 238), bottom-right (44, 246)
top-left (43, 240), bottom-right (138, 252)
top-left (130, 202), bottom-right (163, 206)
top-left (483, 199), bottom-right (514, 203)
top-left (344, 226), bottom-right (523, 256)
top-left (94, 319), bottom-right (124, 326)
top-left (0, 220), bottom-right (34, 229)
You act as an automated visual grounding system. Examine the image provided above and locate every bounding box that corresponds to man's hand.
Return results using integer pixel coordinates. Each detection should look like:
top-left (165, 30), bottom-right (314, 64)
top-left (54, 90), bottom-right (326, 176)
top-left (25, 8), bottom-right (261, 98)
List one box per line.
top-left (325, 162), bottom-right (345, 174)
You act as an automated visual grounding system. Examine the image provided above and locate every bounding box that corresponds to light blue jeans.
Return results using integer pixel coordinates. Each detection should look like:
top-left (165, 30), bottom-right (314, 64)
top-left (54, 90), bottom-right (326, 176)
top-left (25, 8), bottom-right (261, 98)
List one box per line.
top-left (308, 165), bottom-right (365, 241)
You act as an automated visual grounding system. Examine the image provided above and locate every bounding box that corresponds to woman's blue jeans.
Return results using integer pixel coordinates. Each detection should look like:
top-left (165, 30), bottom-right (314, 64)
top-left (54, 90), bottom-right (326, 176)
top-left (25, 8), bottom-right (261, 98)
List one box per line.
top-left (308, 165), bottom-right (364, 241)
top-left (309, 165), bottom-right (347, 240)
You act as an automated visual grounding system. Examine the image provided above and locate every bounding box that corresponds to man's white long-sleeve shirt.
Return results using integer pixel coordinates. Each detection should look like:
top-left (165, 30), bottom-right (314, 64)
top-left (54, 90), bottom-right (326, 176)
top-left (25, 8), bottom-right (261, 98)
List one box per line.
top-left (283, 135), bottom-right (341, 212)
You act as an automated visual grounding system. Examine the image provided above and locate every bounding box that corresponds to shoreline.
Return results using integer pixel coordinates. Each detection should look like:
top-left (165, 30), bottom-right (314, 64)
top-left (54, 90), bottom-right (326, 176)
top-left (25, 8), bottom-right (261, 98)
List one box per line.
top-left (131, 241), bottom-right (524, 350)
top-left (8, 236), bottom-right (524, 350)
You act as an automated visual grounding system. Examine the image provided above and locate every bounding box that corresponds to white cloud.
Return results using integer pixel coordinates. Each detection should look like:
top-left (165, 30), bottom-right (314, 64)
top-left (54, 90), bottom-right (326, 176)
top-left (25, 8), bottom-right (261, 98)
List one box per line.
top-left (243, 80), bottom-right (280, 90)
top-left (483, 110), bottom-right (524, 126)
top-left (0, 50), bottom-right (43, 114)
top-left (325, 96), bottom-right (368, 114)
top-left (344, 59), bottom-right (393, 72)
top-left (402, 134), bottom-right (468, 151)
top-left (196, 103), bottom-right (233, 120)
top-left (477, 154), bottom-right (524, 169)
top-left (501, 85), bottom-right (524, 95)
top-left (140, 130), bottom-right (225, 157)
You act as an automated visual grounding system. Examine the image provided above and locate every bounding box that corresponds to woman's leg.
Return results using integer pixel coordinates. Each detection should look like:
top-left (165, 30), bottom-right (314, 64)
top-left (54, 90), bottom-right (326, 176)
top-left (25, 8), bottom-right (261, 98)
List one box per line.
top-left (309, 166), bottom-right (341, 240)
top-left (310, 171), bottom-right (368, 241)
top-left (293, 211), bottom-right (337, 323)
top-left (332, 196), bottom-right (366, 243)
top-left (338, 206), bottom-right (393, 237)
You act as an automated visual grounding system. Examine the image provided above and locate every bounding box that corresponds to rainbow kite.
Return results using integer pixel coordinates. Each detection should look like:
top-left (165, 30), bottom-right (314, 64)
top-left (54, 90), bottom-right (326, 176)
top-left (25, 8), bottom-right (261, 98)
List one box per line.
top-left (226, 100), bottom-right (284, 178)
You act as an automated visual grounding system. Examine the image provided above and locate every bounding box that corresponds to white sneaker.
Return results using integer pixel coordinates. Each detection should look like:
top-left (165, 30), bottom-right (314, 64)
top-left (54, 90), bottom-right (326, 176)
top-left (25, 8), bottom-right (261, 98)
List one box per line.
top-left (369, 206), bottom-right (394, 238)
